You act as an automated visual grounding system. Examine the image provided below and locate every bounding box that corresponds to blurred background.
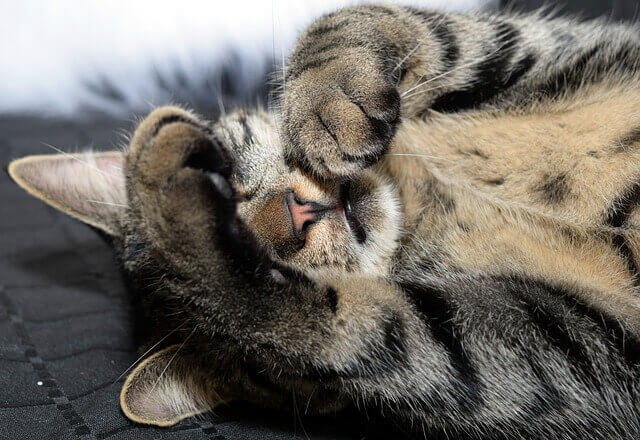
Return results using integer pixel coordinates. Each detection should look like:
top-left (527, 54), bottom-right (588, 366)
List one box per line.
top-left (0, 1), bottom-right (638, 439)
top-left (1, 0), bottom-right (636, 119)
top-left (1, 0), bottom-right (495, 118)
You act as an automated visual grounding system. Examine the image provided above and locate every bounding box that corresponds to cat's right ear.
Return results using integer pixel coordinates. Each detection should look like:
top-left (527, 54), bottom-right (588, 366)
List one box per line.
top-left (8, 151), bottom-right (126, 236)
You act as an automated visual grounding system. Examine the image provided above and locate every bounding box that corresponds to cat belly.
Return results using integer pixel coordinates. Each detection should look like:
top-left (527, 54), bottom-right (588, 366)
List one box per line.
top-left (384, 84), bottom-right (640, 331)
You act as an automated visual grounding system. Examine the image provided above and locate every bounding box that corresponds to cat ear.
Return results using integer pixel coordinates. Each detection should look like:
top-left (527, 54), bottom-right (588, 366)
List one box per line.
top-left (8, 151), bottom-right (126, 236)
top-left (120, 345), bottom-right (229, 427)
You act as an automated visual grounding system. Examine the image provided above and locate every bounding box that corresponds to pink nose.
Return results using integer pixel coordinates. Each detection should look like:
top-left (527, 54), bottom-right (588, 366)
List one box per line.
top-left (286, 192), bottom-right (328, 238)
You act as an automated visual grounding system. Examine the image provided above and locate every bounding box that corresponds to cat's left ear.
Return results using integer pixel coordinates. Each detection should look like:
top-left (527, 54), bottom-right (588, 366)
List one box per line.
top-left (8, 151), bottom-right (126, 236)
top-left (120, 345), bottom-right (230, 426)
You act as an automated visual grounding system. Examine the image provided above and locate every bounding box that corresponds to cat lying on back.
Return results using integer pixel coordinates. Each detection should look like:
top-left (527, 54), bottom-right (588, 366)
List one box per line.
top-left (9, 5), bottom-right (640, 439)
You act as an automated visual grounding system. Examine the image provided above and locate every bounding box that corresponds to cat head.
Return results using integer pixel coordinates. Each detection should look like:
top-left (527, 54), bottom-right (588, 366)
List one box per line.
top-left (9, 106), bottom-right (400, 276)
top-left (8, 105), bottom-right (401, 425)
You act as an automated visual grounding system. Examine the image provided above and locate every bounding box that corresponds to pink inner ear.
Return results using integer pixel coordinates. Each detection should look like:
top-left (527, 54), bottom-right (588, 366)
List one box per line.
top-left (9, 151), bottom-right (127, 234)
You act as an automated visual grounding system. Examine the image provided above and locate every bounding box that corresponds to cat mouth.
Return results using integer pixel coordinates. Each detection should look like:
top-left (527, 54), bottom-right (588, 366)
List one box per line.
top-left (339, 181), bottom-right (367, 244)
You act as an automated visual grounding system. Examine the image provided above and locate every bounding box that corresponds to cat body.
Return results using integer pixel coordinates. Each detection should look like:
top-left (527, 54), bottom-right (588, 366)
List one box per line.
top-left (9, 5), bottom-right (640, 439)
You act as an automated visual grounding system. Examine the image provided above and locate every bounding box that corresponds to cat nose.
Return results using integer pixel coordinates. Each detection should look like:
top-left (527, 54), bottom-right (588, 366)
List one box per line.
top-left (285, 192), bottom-right (329, 238)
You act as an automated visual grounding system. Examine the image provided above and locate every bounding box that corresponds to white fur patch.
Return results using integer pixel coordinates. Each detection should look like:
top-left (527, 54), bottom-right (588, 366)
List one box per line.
top-left (357, 178), bottom-right (403, 276)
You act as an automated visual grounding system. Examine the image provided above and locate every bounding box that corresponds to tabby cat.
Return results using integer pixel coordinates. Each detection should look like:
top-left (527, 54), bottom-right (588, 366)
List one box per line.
top-left (9, 5), bottom-right (640, 439)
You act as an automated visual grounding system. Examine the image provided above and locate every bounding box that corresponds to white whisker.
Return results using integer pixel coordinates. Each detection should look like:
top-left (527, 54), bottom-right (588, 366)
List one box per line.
top-left (281, 46), bottom-right (287, 94)
top-left (113, 324), bottom-right (186, 384)
top-left (86, 199), bottom-right (128, 208)
top-left (392, 22), bottom-right (438, 80)
top-left (216, 92), bottom-right (226, 116)
top-left (400, 37), bottom-right (516, 98)
top-left (400, 56), bottom-right (484, 98)
top-left (388, 153), bottom-right (454, 162)
top-left (216, 69), bottom-right (227, 116)
top-left (402, 82), bottom-right (457, 101)
top-left (393, 40), bottom-right (423, 74)
top-left (41, 142), bottom-right (120, 179)
top-left (400, 14), bottom-right (449, 88)
top-left (148, 328), bottom-right (196, 395)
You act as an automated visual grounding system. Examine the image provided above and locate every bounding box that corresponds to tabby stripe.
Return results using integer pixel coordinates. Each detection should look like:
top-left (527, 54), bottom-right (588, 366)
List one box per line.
top-left (326, 288), bottom-right (338, 314)
top-left (518, 298), bottom-right (597, 382)
top-left (151, 114), bottom-right (200, 137)
top-left (430, 21), bottom-right (521, 113)
top-left (287, 55), bottom-right (338, 81)
top-left (503, 52), bottom-right (537, 89)
top-left (340, 145), bottom-right (389, 168)
top-left (562, 293), bottom-right (640, 367)
top-left (523, 356), bottom-right (565, 419)
top-left (292, 38), bottom-right (357, 64)
top-left (306, 21), bottom-right (348, 39)
top-left (382, 312), bottom-right (409, 366)
top-left (409, 10), bottom-right (460, 72)
top-left (614, 42), bottom-right (640, 74)
top-left (301, 42), bottom-right (340, 59)
top-left (400, 282), bottom-right (484, 413)
top-left (616, 126), bottom-right (640, 152)
top-left (604, 180), bottom-right (640, 285)
top-left (536, 44), bottom-right (603, 98)
top-left (305, 312), bottom-right (408, 379)
top-left (533, 279), bottom-right (640, 366)
top-left (430, 17), bottom-right (460, 72)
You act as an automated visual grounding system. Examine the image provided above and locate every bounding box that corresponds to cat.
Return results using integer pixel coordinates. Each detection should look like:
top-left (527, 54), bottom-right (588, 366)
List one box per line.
top-left (9, 4), bottom-right (640, 439)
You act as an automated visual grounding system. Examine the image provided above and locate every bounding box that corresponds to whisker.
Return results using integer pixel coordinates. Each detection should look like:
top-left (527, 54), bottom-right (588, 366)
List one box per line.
top-left (113, 323), bottom-right (186, 384)
top-left (400, 14), bottom-right (449, 89)
top-left (216, 91), bottom-right (226, 116)
top-left (148, 328), bottom-right (196, 395)
top-left (400, 35), bottom-right (517, 98)
top-left (86, 199), bottom-right (128, 208)
top-left (281, 46), bottom-right (287, 94)
top-left (393, 39), bottom-right (424, 74)
top-left (303, 385), bottom-right (318, 415)
top-left (400, 56), bottom-right (486, 98)
top-left (387, 153), bottom-right (454, 162)
top-left (216, 70), bottom-right (226, 116)
top-left (402, 82), bottom-right (455, 101)
top-left (292, 391), bottom-right (311, 440)
top-left (391, 21), bottom-right (439, 84)
top-left (41, 142), bottom-right (120, 179)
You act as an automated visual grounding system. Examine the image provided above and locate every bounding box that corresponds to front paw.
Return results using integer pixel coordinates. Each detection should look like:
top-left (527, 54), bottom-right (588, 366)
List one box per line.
top-left (281, 56), bottom-right (400, 179)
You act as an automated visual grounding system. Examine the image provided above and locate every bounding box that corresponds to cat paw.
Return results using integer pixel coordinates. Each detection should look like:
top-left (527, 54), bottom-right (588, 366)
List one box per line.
top-left (281, 56), bottom-right (400, 179)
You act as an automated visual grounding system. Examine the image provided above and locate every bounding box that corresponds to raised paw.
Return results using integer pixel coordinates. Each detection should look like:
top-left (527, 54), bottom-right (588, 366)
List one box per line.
top-left (281, 55), bottom-right (400, 179)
